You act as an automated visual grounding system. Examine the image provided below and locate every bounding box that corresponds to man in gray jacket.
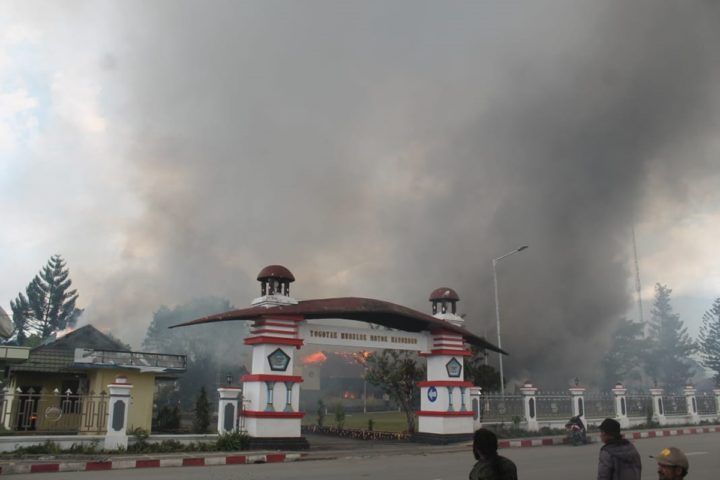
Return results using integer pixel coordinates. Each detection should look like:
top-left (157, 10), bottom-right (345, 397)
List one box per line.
top-left (597, 418), bottom-right (642, 480)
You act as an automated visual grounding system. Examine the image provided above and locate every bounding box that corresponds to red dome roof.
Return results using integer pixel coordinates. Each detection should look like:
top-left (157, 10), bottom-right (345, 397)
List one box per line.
top-left (257, 265), bottom-right (295, 282)
top-left (428, 287), bottom-right (459, 302)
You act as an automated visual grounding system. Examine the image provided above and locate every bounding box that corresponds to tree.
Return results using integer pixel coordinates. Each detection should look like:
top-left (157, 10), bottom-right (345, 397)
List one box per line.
top-left (644, 284), bottom-right (697, 391)
top-left (365, 349), bottom-right (425, 434)
top-left (193, 386), bottom-right (211, 433)
top-left (142, 297), bottom-right (250, 408)
top-left (464, 346), bottom-right (502, 392)
top-left (334, 402), bottom-right (346, 429)
top-left (699, 298), bottom-right (720, 386)
top-left (600, 318), bottom-right (648, 390)
top-left (10, 255), bottom-right (82, 344)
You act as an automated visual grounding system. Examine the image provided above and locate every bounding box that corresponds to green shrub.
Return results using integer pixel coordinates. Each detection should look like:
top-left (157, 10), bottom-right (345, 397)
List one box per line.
top-left (14, 440), bottom-right (61, 455)
top-left (192, 387), bottom-right (211, 433)
top-left (317, 399), bottom-right (326, 427)
top-left (216, 431), bottom-right (250, 451)
top-left (67, 441), bottom-right (101, 454)
top-left (156, 404), bottom-right (181, 431)
top-left (334, 403), bottom-right (346, 429)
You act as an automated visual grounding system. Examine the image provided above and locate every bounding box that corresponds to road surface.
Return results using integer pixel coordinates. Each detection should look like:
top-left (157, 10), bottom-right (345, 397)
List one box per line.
top-left (8, 433), bottom-right (719, 479)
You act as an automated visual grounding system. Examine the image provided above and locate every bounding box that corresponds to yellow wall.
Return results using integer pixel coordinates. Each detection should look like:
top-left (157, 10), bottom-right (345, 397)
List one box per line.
top-left (88, 369), bottom-right (157, 432)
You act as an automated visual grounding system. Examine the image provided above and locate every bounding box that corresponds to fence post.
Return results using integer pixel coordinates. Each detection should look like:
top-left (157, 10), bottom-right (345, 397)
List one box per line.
top-left (469, 387), bottom-right (482, 432)
top-left (568, 385), bottom-right (586, 425)
top-left (519, 382), bottom-right (539, 432)
top-left (1, 387), bottom-right (15, 430)
top-left (217, 387), bottom-right (242, 434)
top-left (683, 385), bottom-right (699, 424)
top-left (649, 387), bottom-right (666, 426)
top-left (105, 376), bottom-right (133, 450)
top-left (611, 383), bottom-right (629, 428)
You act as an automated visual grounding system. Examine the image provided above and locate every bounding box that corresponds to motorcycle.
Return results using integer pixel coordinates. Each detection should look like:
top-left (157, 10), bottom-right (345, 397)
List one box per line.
top-left (565, 415), bottom-right (588, 446)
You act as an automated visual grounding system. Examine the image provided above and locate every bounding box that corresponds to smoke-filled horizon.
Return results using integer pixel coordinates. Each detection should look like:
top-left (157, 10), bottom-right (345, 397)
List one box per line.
top-left (3, 1), bottom-right (720, 388)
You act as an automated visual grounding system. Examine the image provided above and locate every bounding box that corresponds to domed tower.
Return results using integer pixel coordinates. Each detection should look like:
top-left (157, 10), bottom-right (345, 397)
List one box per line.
top-left (429, 287), bottom-right (464, 326)
top-left (251, 265), bottom-right (299, 307)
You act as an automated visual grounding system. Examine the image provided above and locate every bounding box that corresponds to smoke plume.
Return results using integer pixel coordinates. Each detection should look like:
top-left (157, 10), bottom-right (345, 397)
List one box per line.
top-left (42, 1), bottom-right (719, 387)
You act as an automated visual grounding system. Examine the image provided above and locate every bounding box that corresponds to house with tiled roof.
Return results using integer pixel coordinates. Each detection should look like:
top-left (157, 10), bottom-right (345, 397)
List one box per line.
top-left (3, 325), bottom-right (186, 434)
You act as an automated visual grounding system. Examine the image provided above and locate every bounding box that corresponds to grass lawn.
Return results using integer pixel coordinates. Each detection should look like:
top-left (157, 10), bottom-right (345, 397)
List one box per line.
top-left (303, 410), bottom-right (415, 432)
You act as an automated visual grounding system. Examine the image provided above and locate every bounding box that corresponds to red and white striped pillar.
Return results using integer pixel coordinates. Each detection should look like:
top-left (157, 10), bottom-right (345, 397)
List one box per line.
top-left (417, 329), bottom-right (474, 437)
top-left (241, 315), bottom-right (305, 439)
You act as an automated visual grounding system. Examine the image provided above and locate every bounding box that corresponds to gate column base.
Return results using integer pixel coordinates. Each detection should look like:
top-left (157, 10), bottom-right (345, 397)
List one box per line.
top-left (246, 436), bottom-right (310, 450)
top-left (412, 432), bottom-right (473, 445)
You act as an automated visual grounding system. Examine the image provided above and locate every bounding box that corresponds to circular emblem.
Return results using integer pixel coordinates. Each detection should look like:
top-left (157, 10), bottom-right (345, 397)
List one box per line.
top-left (427, 386), bottom-right (438, 402)
top-left (44, 406), bottom-right (63, 422)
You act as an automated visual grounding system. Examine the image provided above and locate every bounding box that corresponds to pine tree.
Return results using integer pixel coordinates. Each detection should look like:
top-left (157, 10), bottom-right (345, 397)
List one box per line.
top-left (192, 386), bottom-right (211, 433)
top-left (644, 284), bottom-right (697, 391)
top-left (465, 346), bottom-right (502, 392)
top-left (10, 255), bottom-right (82, 344)
top-left (600, 318), bottom-right (648, 390)
top-left (699, 298), bottom-right (720, 386)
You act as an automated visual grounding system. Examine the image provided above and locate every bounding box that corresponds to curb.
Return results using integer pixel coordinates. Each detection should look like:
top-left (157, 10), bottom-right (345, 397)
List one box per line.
top-left (497, 425), bottom-right (720, 449)
top-left (0, 452), bottom-right (304, 476)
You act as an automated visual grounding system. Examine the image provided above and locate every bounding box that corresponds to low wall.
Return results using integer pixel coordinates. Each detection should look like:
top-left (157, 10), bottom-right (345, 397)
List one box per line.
top-left (0, 435), bottom-right (104, 453)
top-left (0, 434), bottom-right (219, 453)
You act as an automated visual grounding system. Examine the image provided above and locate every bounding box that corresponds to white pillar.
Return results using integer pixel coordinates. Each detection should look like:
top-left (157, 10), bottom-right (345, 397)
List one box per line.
top-left (217, 387), bottom-right (242, 434)
top-left (683, 385), bottom-right (700, 424)
top-left (611, 383), bottom-right (629, 428)
top-left (1, 388), bottom-right (16, 430)
top-left (417, 330), bottom-right (474, 437)
top-left (714, 389), bottom-right (720, 421)
top-left (568, 386), bottom-right (586, 424)
top-left (649, 387), bottom-right (666, 426)
top-left (105, 376), bottom-right (133, 450)
top-left (242, 315), bottom-right (305, 439)
top-left (519, 382), bottom-right (539, 432)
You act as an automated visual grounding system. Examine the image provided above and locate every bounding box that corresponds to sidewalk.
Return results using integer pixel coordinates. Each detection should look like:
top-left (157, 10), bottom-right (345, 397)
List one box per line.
top-left (1, 426), bottom-right (718, 476)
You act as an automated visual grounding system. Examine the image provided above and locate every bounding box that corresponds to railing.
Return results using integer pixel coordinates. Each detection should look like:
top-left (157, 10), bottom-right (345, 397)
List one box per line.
top-left (696, 393), bottom-right (717, 415)
top-left (584, 393), bottom-right (615, 419)
top-left (478, 395), bottom-right (524, 423)
top-left (74, 348), bottom-right (187, 371)
top-left (663, 395), bottom-right (688, 416)
top-left (1, 389), bottom-right (108, 434)
top-left (626, 395), bottom-right (651, 418)
top-left (535, 394), bottom-right (572, 420)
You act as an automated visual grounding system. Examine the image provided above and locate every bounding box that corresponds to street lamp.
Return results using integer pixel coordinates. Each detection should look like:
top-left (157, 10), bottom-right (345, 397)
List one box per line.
top-left (493, 245), bottom-right (528, 395)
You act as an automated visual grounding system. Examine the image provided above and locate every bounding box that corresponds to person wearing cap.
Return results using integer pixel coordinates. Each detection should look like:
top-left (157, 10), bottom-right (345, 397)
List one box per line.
top-left (653, 447), bottom-right (689, 479)
top-left (597, 418), bottom-right (642, 480)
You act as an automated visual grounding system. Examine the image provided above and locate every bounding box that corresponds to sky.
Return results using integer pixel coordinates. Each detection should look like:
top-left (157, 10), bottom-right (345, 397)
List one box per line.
top-left (1, 0), bottom-right (719, 387)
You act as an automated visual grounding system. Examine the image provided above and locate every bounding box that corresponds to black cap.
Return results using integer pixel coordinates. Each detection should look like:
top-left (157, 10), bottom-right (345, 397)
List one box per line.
top-left (599, 418), bottom-right (621, 435)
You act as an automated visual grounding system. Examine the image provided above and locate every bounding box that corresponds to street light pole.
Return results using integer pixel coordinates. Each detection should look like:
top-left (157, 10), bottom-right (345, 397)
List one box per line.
top-left (492, 245), bottom-right (528, 395)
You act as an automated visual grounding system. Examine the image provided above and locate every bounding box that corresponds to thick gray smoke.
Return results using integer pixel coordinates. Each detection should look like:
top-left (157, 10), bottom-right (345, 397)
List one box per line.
top-left (77, 0), bottom-right (719, 387)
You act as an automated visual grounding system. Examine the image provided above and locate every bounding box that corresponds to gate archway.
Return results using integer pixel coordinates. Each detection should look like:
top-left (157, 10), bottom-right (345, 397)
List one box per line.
top-left (172, 265), bottom-right (506, 447)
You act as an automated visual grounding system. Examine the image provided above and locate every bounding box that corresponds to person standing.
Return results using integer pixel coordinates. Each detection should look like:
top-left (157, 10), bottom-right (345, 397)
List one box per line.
top-left (597, 418), bottom-right (642, 480)
top-left (653, 447), bottom-right (689, 479)
top-left (469, 428), bottom-right (518, 480)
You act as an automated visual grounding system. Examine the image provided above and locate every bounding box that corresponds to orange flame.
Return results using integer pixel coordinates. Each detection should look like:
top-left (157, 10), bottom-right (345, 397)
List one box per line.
top-left (301, 351), bottom-right (327, 365)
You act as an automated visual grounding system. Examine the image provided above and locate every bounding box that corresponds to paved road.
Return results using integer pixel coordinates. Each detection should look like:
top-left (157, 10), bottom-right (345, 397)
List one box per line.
top-left (9, 433), bottom-right (719, 480)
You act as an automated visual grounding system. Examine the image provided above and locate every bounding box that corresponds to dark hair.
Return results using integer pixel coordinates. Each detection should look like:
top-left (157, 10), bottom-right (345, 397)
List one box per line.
top-left (473, 428), bottom-right (501, 475)
top-left (599, 418), bottom-right (621, 439)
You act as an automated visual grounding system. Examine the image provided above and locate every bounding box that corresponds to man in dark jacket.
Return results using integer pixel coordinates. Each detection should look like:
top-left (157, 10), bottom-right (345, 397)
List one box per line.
top-left (597, 418), bottom-right (642, 480)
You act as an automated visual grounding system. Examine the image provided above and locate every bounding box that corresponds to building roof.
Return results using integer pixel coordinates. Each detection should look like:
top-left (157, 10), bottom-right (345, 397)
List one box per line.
top-left (9, 325), bottom-right (128, 374)
top-left (429, 287), bottom-right (460, 301)
top-left (257, 265), bottom-right (295, 282)
top-left (9, 325), bottom-right (186, 375)
top-left (171, 296), bottom-right (507, 354)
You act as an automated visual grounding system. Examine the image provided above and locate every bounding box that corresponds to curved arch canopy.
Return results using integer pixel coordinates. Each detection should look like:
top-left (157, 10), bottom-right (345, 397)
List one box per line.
top-left (171, 297), bottom-right (507, 354)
